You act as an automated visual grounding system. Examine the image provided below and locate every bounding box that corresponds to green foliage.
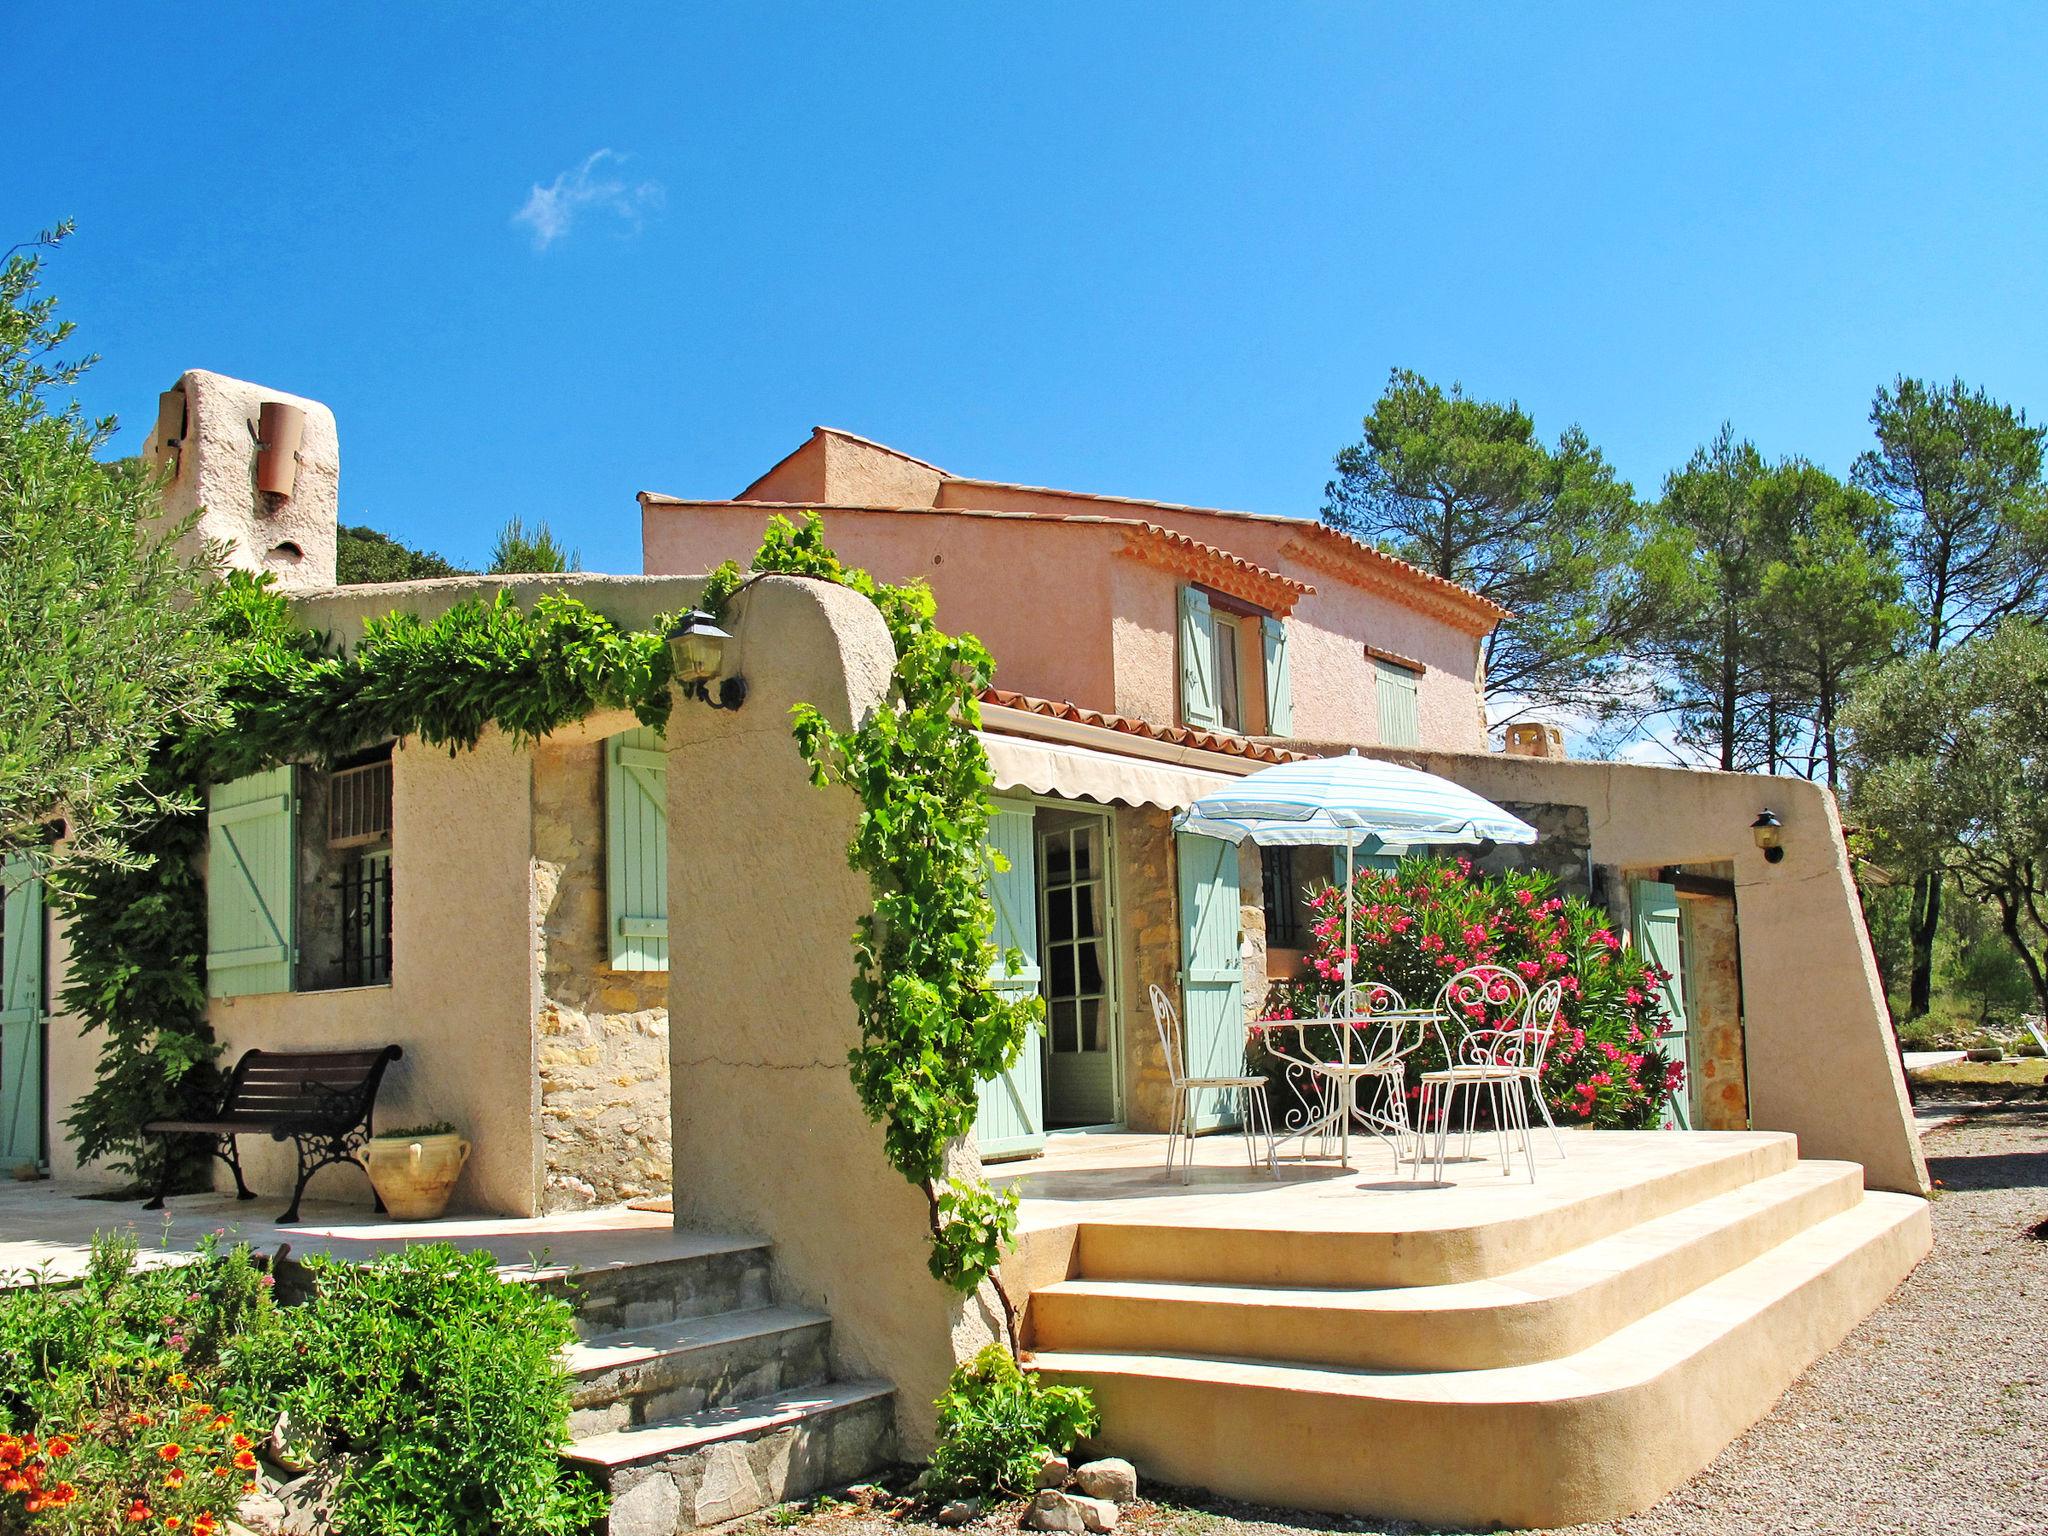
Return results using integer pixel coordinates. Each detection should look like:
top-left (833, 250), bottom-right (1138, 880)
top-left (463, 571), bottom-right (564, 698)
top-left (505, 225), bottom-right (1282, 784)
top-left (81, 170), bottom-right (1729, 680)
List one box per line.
top-left (335, 524), bottom-right (466, 585)
top-left (488, 515), bottom-right (580, 575)
top-left (926, 1345), bottom-right (1099, 1499)
top-left (1322, 367), bottom-right (1654, 719)
top-left (707, 515), bottom-right (1041, 1304)
top-left (1845, 619), bottom-right (2048, 1020)
top-left (240, 1244), bottom-right (604, 1536)
top-left (1, 222), bottom-right (225, 873)
top-left (1635, 433), bottom-right (1908, 780)
top-left (1262, 857), bottom-right (1680, 1128)
top-left (0, 1235), bottom-right (603, 1536)
top-left (376, 1123), bottom-right (458, 1140)
top-left (54, 805), bottom-right (218, 1189)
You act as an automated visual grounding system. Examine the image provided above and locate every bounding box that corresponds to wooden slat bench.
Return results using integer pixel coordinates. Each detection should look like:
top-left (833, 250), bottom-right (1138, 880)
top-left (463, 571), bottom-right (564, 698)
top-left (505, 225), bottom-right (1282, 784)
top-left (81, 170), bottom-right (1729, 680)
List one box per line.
top-left (143, 1045), bottom-right (404, 1223)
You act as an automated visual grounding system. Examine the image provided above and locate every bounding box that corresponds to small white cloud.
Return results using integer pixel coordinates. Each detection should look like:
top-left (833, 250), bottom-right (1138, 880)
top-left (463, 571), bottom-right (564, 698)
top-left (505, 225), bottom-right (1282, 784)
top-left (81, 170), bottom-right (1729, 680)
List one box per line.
top-left (513, 149), bottom-right (664, 251)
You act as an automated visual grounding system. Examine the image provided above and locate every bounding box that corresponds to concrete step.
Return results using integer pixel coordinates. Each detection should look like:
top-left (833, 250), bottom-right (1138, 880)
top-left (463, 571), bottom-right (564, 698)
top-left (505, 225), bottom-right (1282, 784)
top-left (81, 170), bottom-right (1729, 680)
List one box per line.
top-left (1032, 1190), bottom-right (1929, 1530)
top-left (1067, 1130), bottom-right (1799, 1289)
top-left (566, 1304), bottom-right (835, 1436)
top-left (521, 1240), bottom-right (775, 1339)
top-left (565, 1380), bottom-right (897, 1534)
top-left (1030, 1160), bottom-right (1865, 1370)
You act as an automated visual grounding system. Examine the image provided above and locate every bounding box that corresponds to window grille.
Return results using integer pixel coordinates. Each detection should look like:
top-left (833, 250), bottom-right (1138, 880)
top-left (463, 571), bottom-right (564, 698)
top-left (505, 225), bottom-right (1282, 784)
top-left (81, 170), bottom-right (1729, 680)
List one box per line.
top-left (338, 850), bottom-right (392, 986)
top-left (329, 759), bottom-right (393, 848)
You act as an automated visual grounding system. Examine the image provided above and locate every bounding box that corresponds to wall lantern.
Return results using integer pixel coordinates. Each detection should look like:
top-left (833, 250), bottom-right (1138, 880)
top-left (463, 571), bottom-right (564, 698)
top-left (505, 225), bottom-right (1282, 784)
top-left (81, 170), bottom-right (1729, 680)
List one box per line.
top-left (1750, 809), bottom-right (1785, 863)
top-left (665, 610), bottom-right (746, 711)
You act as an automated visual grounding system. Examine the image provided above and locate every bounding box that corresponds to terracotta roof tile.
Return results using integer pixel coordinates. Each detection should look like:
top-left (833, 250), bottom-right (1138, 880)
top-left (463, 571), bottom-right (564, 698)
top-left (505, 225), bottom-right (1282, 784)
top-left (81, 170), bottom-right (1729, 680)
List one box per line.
top-left (979, 688), bottom-right (1311, 764)
top-left (1117, 523), bottom-right (1313, 615)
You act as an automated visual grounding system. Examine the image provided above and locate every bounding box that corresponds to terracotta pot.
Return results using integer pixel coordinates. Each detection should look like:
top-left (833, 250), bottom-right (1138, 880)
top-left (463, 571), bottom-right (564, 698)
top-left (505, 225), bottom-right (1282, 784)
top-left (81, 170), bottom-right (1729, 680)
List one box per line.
top-left (364, 1132), bottom-right (470, 1220)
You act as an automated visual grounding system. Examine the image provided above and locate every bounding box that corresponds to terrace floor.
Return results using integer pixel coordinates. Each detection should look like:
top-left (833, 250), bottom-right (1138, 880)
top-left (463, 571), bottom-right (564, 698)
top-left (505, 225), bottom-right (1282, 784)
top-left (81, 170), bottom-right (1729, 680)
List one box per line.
top-left (0, 1180), bottom-right (743, 1286)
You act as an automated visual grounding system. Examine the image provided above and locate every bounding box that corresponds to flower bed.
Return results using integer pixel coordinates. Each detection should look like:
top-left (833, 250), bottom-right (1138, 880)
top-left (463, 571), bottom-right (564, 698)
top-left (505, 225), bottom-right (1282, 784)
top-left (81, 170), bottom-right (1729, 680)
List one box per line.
top-left (1261, 857), bottom-right (1681, 1129)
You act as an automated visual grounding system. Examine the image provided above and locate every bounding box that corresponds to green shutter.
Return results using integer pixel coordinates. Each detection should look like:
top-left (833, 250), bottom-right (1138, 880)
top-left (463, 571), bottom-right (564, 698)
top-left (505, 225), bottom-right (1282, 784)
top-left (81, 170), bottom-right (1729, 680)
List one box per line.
top-left (1179, 587), bottom-right (1220, 730)
top-left (207, 767), bottom-right (297, 999)
top-left (1374, 658), bottom-right (1421, 748)
top-left (1632, 878), bottom-right (1691, 1130)
top-left (1176, 831), bottom-right (1245, 1131)
top-left (1, 857), bottom-right (46, 1168)
top-left (606, 728), bottom-right (670, 972)
top-left (1262, 616), bottom-right (1292, 737)
top-left (975, 800), bottom-right (1046, 1159)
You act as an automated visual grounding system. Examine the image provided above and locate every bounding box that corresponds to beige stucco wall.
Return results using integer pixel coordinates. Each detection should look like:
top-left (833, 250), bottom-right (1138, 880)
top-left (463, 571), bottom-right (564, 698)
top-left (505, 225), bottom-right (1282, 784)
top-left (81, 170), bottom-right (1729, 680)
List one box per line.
top-left (1302, 744), bottom-right (1926, 1196)
top-left (532, 731), bottom-right (671, 1211)
top-left (203, 733), bottom-right (543, 1214)
top-left (663, 575), bottom-right (999, 1452)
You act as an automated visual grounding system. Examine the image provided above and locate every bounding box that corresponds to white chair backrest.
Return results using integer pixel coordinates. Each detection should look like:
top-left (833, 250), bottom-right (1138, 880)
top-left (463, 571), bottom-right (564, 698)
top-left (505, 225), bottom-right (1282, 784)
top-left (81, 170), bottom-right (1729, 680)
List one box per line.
top-left (1520, 979), bottom-right (1566, 1075)
top-left (1150, 983), bottom-right (1187, 1089)
top-left (2024, 1014), bottom-right (2048, 1059)
top-left (1436, 964), bottom-right (1531, 1067)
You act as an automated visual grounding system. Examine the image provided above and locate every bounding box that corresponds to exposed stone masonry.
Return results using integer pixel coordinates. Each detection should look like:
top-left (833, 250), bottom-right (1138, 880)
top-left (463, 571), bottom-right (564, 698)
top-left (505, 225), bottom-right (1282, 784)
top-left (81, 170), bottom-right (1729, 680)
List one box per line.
top-left (533, 740), bottom-right (672, 1210)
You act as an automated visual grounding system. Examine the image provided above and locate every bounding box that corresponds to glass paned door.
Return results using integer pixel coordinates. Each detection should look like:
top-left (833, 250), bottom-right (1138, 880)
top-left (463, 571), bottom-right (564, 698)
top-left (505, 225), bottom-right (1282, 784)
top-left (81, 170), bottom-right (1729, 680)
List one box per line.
top-left (1041, 818), bottom-right (1117, 1127)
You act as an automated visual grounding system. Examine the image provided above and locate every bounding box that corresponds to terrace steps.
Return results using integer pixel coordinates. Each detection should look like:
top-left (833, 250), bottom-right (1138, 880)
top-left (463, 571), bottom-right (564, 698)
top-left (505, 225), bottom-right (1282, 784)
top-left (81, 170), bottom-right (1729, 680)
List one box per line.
top-left (550, 1239), bottom-right (894, 1532)
top-left (1024, 1136), bottom-right (1929, 1529)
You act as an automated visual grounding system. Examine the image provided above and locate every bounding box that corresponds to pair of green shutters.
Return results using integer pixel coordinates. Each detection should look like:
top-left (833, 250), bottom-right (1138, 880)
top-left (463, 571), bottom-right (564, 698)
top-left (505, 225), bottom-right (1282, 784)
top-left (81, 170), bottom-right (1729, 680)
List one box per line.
top-left (201, 733), bottom-right (671, 998)
top-left (1179, 588), bottom-right (1291, 736)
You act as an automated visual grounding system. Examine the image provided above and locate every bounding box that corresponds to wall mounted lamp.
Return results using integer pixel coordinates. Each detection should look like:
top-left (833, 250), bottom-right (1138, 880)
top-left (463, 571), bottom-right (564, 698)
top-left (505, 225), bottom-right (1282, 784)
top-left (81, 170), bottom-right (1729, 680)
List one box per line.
top-left (1751, 809), bottom-right (1785, 863)
top-left (666, 610), bottom-right (747, 711)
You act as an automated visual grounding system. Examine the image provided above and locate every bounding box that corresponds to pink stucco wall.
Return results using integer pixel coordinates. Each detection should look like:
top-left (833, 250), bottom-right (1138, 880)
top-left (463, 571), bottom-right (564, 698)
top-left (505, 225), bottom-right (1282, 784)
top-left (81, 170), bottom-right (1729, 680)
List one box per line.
top-left (643, 504), bottom-right (1122, 712)
top-left (642, 496), bottom-right (1489, 751)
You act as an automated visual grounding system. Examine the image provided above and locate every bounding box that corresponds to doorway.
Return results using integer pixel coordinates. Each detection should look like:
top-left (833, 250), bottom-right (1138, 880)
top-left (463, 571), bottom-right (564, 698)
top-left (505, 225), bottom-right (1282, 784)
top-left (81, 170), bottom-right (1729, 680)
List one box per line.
top-left (1039, 806), bottom-right (1120, 1128)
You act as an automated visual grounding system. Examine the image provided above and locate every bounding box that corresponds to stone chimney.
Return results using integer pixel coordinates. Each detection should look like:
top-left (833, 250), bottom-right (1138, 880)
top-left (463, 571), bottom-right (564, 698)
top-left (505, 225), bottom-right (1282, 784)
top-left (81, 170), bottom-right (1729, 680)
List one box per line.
top-left (142, 370), bottom-right (338, 591)
top-left (1503, 721), bottom-right (1567, 760)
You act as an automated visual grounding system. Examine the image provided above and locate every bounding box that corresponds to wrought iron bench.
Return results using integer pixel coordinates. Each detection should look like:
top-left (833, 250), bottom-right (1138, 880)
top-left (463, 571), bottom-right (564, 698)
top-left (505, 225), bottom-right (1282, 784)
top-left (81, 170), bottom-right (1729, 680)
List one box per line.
top-left (143, 1045), bottom-right (404, 1223)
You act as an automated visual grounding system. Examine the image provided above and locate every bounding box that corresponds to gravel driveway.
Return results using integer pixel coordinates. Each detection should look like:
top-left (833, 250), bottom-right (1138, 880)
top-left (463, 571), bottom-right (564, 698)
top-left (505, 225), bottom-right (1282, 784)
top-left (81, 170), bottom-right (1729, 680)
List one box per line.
top-left (754, 1104), bottom-right (2048, 1536)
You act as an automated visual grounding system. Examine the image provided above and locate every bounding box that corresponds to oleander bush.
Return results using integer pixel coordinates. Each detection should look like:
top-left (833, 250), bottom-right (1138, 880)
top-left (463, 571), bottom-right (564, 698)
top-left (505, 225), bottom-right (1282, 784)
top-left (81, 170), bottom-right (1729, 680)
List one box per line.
top-left (1261, 856), bottom-right (1681, 1129)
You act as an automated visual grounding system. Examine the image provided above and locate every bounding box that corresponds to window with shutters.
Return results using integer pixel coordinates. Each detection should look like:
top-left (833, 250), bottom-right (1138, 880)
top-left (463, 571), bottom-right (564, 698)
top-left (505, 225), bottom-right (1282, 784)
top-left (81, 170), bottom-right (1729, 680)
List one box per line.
top-left (1180, 586), bottom-right (1290, 738)
top-left (1374, 655), bottom-right (1422, 748)
top-left (288, 743), bottom-right (397, 991)
top-left (207, 767), bottom-right (299, 998)
top-left (605, 727), bottom-right (669, 972)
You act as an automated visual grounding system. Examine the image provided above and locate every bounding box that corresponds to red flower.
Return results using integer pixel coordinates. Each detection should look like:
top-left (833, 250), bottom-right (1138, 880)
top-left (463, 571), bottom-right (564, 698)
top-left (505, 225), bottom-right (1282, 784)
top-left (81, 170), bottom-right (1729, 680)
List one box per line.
top-left (128, 1502), bottom-right (153, 1523)
top-left (233, 1450), bottom-right (259, 1472)
top-left (159, 1444), bottom-right (182, 1462)
top-left (44, 1437), bottom-right (72, 1460)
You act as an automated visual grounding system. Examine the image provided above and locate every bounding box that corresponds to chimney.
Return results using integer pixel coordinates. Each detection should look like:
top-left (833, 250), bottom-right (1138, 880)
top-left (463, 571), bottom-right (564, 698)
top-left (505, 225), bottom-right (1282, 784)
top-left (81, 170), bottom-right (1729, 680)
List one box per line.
top-left (143, 370), bottom-right (338, 591)
top-left (1502, 722), bottom-right (1567, 760)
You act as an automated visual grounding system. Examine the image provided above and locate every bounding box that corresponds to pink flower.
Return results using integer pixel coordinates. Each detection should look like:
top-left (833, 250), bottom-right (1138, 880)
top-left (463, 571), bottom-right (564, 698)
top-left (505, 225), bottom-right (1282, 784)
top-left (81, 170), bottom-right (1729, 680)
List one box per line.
top-left (1625, 988), bottom-right (1644, 1006)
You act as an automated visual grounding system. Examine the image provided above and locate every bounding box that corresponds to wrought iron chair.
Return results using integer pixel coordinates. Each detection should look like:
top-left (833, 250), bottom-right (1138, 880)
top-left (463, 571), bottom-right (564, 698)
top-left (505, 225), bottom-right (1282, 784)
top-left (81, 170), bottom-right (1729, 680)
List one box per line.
top-left (1150, 983), bottom-right (1277, 1184)
top-left (1414, 965), bottom-right (1537, 1183)
top-left (1509, 979), bottom-right (1568, 1158)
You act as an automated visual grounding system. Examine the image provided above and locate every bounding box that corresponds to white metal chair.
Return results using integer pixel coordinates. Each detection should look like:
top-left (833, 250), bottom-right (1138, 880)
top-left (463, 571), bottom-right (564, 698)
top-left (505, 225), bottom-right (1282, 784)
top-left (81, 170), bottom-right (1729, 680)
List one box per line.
top-left (1150, 983), bottom-right (1277, 1184)
top-left (1510, 979), bottom-right (1568, 1159)
top-left (1414, 965), bottom-right (1537, 1183)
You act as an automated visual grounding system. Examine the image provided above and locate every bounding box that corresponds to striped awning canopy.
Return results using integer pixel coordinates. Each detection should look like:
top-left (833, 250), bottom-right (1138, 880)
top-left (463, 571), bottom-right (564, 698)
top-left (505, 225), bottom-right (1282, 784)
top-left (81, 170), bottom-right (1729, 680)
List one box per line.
top-left (1173, 750), bottom-right (1538, 850)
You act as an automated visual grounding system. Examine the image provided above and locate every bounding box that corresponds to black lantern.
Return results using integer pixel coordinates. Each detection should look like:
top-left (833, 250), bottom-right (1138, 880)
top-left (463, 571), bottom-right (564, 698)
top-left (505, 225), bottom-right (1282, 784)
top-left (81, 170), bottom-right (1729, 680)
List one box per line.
top-left (665, 610), bottom-right (746, 711)
top-left (1750, 810), bottom-right (1785, 864)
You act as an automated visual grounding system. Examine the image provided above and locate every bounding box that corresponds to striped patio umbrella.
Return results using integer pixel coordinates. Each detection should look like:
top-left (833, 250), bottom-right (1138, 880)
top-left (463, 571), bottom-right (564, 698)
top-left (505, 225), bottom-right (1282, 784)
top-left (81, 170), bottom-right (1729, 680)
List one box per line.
top-left (1175, 750), bottom-right (1537, 1008)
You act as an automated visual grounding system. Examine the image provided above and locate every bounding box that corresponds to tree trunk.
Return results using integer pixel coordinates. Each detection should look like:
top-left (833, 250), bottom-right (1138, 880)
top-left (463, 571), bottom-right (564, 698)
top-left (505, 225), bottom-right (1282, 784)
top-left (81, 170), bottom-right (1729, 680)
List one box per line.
top-left (1908, 870), bottom-right (1942, 1018)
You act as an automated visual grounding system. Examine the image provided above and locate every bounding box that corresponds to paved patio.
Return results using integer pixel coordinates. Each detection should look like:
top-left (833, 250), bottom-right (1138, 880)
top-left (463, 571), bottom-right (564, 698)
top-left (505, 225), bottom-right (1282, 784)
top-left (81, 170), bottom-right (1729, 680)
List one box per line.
top-left (0, 1179), bottom-right (742, 1285)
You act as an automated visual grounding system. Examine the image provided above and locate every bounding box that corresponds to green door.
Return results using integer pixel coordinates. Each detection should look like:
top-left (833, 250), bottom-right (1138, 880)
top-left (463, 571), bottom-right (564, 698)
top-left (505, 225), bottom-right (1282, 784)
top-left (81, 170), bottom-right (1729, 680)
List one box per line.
top-left (1, 857), bottom-right (45, 1170)
top-left (1633, 879), bottom-right (1691, 1129)
top-left (974, 801), bottom-right (1046, 1159)
top-left (1176, 832), bottom-right (1245, 1131)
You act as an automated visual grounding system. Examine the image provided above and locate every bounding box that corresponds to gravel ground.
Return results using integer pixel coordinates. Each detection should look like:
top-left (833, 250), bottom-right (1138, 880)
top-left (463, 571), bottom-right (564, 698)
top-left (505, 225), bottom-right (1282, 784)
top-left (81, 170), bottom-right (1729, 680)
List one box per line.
top-left (748, 1103), bottom-right (2048, 1536)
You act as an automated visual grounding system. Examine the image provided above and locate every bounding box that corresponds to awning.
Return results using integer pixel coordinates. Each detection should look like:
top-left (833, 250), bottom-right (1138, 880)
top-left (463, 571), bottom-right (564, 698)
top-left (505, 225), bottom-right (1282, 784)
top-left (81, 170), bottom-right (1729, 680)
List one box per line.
top-left (978, 732), bottom-right (1241, 812)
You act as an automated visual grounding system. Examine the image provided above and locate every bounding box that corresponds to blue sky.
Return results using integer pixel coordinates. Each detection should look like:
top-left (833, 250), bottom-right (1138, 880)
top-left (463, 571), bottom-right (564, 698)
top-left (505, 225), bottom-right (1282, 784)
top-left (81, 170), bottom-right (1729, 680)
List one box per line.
top-left (10, 2), bottom-right (2048, 575)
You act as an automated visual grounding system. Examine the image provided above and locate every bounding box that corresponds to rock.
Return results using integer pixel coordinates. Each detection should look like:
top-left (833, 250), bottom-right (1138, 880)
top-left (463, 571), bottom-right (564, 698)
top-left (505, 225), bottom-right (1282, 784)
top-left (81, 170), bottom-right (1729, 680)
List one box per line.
top-left (1075, 1458), bottom-right (1138, 1504)
top-left (1036, 1452), bottom-right (1072, 1489)
top-left (272, 1461), bottom-right (348, 1536)
top-left (935, 1497), bottom-right (982, 1525)
top-left (1025, 1490), bottom-right (1118, 1533)
top-left (233, 1490), bottom-right (287, 1536)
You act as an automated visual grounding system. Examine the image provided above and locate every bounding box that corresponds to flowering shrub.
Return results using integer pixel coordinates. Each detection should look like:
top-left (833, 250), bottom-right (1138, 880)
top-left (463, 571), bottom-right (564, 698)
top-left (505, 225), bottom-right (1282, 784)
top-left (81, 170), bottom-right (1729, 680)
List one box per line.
top-left (1, 1391), bottom-right (259, 1534)
top-left (1262, 857), bottom-right (1682, 1128)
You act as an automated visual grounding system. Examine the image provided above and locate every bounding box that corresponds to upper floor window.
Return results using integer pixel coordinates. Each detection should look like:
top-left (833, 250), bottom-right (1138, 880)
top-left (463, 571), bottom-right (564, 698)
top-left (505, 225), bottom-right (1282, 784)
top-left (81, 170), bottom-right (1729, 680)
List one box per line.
top-left (1373, 654), bottom-right (1422, 748)
top-left (1179, 587), bottom-right (1292, 738)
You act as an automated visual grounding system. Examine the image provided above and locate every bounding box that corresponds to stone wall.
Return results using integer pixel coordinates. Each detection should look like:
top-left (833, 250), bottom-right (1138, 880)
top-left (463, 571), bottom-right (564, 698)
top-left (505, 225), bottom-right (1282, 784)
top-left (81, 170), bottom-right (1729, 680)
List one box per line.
top-left (1115, 805), bottom-right (1180, 1133)
top-left (1465, 800), bottom-right (1594, 897)
top-left (532, 740), bottom-right (671, 1210)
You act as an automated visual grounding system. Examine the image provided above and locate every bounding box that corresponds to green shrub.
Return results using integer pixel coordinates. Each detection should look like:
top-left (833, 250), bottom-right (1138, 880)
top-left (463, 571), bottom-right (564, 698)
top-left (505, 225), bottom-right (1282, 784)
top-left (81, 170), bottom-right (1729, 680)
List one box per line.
top-left (926, 1345), bottom-right (1098, 1498)
top-left (245, 1243), bottom-right (604, 1536)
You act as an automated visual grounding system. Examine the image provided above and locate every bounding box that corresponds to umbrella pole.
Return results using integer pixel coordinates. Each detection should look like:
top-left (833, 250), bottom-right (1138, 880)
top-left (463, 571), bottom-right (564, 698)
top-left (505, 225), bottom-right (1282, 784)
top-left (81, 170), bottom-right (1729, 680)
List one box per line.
top-left (1343, 834), bottom-right (1355, 1017)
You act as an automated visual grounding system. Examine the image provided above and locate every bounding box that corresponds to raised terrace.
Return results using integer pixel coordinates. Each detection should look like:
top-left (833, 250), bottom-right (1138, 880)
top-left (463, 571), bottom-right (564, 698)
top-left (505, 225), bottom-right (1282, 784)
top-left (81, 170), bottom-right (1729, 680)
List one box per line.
top-left (993, 1128), bottom-right (1929, 1528)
